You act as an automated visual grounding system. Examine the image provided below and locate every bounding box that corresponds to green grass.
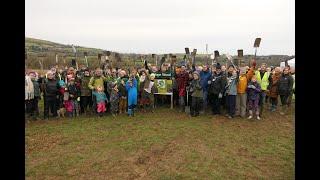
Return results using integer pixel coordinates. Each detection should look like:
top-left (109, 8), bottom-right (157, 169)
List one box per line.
top-left (26, 107), bottom-right (294, 179)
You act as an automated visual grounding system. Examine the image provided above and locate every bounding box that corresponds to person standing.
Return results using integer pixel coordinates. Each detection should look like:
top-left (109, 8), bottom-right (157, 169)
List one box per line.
top-left (79, 69), bottom-right (92, 115)
top-left (175, 65), bottom-right (189, 112)
top-left (267, 67), bottom-right (281, 112)
top-left (88, 68), bottom-right (108, 113)
top-left (189, 71), bottom-right (203, 117)
top-left (41, 71), bottom-right (59, 119)
top-left (199, 65), bottom-right (212, 113)
top-left (255, 63), bottom-right (272, 117)
top-left (225, 69), bottom-right (239, 119)
top-left (277, 67), bottom-right (294, 115)
top-left (208, 63), bottom-right (227, 115)
top-left (235, 67), bottom-right (248, 118)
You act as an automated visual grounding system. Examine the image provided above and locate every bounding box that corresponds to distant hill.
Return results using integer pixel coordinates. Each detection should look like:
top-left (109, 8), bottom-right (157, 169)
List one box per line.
top-left (25, 37), bottom-right (294, 69)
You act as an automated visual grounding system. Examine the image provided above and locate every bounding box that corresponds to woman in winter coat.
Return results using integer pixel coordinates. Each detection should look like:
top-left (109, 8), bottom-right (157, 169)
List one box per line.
top-left (277, 67), bottom-right (294, 115)
top-left (225, 69), bottom-right (239, 119)
top-left (189, 71), bottom-right (203, 117)
top-left (267, 67), bottom-right (281, 112)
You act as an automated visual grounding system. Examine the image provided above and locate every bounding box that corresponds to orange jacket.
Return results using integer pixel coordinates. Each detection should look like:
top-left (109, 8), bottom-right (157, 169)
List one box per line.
top-left (237, 74), bottom-right (248, 94)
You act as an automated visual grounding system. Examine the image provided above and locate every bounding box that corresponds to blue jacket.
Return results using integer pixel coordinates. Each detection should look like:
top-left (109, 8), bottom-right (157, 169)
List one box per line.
top-left (200, 70), bottom-right (212, 91)
top-left (126, 78), bottom-right (138, 106)
top-left (92, 91), bottom-right (108, 103)
top-left (225, 77), bottom-right (238, 96)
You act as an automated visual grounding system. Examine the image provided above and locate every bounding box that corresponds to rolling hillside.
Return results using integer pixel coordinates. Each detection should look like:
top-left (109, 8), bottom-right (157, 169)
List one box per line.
top-left (25, 37), bottom-right (294, 70)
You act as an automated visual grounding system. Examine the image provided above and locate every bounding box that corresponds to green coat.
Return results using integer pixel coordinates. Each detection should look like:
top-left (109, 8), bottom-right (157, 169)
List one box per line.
top-left (190, 79), bottom-right (203, 98)
top-left (88, 76), bottom-right (107, 90)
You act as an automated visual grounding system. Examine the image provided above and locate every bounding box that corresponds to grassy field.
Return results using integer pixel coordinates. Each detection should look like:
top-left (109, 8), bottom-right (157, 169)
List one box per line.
top-left (26, 107), bottom-right (294, 179)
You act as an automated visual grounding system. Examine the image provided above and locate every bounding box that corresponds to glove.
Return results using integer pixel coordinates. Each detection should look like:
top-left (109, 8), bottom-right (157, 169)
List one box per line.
top-left (252, 85), bottom-right (256, 89)
top-left (208, 80), bottom-right (211, 85)
top-left (77, 97), bottom-right (80, 101)
top-left (218, 93), bottom-right (222, 98)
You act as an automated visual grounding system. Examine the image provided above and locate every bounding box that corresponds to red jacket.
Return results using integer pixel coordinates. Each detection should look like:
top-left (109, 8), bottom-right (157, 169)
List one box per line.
top-left (176, 71), bottom-right (189, 96)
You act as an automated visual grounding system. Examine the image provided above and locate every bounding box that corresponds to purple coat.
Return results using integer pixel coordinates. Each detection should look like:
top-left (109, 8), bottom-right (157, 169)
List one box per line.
top-left (246, 81), bottom-right (261, 100)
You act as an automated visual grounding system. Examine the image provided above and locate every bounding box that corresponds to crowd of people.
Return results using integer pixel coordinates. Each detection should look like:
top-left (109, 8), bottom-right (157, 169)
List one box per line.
top-left (25, 59), bottom-right (295, 121)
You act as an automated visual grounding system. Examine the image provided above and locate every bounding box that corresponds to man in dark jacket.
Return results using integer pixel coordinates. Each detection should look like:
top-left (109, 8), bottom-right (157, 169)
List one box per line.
top-left (41, 71), bottom-right (59, 119)
top-left (208, 63), bottom-right (227, 115)
top-left (277, 67), bottom-right (294, 115)
top-left (200, 65), bottom-right (212, 113)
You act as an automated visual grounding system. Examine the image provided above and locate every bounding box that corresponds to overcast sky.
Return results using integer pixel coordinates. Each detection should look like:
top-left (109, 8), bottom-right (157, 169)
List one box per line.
top-left (25, 0), bottom-right (294, 55)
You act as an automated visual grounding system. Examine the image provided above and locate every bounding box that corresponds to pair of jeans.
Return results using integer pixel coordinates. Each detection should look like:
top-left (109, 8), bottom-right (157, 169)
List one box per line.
top-left (44, 96), bottom-right (57, 119)
top-left (227, 95), bottom-right (236, 117)
top-left (280, 95), bottom-right (289, 106)
top-left (270, 97), bottom-right (278, 110)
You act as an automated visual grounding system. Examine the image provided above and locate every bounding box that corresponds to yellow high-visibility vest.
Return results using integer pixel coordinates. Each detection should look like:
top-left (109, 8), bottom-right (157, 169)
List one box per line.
top-left (255, 71), bottom-right (270, 90)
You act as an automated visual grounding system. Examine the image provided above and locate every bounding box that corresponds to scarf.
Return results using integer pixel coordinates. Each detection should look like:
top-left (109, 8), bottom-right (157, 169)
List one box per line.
top-left (25, 75), bottom-right (34, 100)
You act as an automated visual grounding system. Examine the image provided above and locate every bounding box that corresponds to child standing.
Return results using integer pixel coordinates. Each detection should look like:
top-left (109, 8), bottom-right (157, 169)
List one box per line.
top-left (246, 76), bottom-right (262, 120)
top-left (110, 83), bottom-right (120, 117)
top-left (189, 71), bottom-right (203, 117)
top-left (92, 85), bottom-right (108, 117)
top-left (126, 76), bottom-right (138, 117)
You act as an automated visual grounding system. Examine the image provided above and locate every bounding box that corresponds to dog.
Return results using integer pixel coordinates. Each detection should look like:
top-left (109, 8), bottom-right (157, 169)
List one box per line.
top-left (57, 107), bottom-right (66, 118)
